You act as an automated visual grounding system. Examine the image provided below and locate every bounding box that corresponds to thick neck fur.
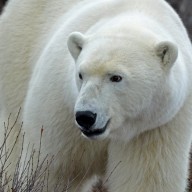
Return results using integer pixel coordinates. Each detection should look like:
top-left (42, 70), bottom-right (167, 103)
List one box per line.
top-left (106, 96), bottom-right (192, 192)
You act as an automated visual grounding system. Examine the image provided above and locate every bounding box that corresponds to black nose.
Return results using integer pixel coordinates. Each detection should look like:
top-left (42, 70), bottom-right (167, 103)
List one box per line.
top-left (76, 111), bottom-right (97, 130)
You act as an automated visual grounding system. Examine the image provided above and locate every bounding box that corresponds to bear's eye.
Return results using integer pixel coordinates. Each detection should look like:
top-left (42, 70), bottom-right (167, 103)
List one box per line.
top-left (110, 75), bottom-right (122, 83)
top-left (79, 73), bottom-right (83, 80)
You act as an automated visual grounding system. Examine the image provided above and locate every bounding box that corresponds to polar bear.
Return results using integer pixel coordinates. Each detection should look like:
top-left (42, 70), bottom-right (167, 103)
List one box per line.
top-left (67, 2), bottom-right (192, 192)
top-left (0, 0), bottom-right (192, 192)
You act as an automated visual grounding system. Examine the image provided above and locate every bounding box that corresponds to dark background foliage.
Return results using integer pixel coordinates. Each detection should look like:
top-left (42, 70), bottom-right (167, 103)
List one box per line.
top-left (0, 0), bottom-right (6, 13)
top-left (0, 0), bottom-right (192, 191)
top-left (167, 0), bottom-right (192, 39)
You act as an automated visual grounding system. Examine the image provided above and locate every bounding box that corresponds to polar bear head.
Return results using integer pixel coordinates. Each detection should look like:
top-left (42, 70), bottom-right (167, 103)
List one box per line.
top-left (67, 28), bottom-right (183, 141)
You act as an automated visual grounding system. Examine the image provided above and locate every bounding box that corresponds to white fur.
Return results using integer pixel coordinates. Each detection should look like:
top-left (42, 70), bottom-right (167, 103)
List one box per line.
top-left (0, 0), bottom-right (192, 192)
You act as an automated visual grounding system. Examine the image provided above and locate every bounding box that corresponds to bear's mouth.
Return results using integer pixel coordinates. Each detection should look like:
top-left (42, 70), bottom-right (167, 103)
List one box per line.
top-left (81, 120), bottom-right (110, 138)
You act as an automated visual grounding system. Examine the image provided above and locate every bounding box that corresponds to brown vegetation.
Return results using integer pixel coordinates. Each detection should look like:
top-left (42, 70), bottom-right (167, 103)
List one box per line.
top-left (0, 112), bottom-right (53, 192)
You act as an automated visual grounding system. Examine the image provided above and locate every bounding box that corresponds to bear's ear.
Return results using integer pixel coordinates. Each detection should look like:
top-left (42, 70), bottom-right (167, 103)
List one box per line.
top-left (155, 41), bottom-right (178, 70)
top-left (67, 32), bottom-right (86, 61)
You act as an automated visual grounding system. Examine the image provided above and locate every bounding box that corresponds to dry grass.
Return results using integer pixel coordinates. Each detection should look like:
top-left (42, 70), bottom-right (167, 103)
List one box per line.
top-left (0, 111), bottom-right (54, 192)
top-left (0, 111), bottom-right (97, 192)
